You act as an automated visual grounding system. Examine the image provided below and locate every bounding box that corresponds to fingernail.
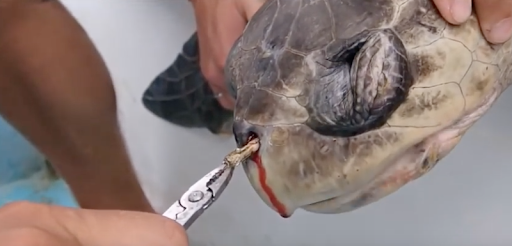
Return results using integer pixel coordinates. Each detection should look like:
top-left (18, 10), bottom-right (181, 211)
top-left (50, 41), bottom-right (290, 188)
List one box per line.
top-left (487, 17), bottom-right (512, 44)
top-left (450, 0), bottom-right (471, 24)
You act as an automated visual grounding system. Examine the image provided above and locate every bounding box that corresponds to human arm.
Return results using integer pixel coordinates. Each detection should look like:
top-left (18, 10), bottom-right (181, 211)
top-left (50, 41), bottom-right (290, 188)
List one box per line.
top-left (0, 0), bottom-right (152, 211)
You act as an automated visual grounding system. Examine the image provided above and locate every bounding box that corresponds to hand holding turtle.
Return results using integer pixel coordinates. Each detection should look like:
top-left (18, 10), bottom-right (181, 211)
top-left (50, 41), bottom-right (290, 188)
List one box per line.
top-left (433, 0), bottom-right (512, 44)
top-left (190, 0), bottom-right (265, 110)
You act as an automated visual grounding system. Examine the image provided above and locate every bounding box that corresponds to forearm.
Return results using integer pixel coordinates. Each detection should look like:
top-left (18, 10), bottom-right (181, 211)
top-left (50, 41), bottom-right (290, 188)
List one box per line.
top-left (0, 0), bottom-right (152, 211)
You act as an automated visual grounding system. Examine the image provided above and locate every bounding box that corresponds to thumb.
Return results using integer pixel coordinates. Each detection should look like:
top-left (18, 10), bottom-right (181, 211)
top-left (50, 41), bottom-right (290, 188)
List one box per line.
top-left (0, 202), bottom-right (188, 246)
top-left (237, 0), bottom-right (267, 20)
top-left (473, 0), bottom-right (512, 44)
top-left (432, 0), bottom-right (472, 25)
top-left (66, 208), bottom-right (189, 246)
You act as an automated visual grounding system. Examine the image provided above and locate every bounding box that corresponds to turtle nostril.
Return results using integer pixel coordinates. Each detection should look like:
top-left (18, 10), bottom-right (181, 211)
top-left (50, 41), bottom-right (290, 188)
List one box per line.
top-left (232, 120), bottom-right (258, 147)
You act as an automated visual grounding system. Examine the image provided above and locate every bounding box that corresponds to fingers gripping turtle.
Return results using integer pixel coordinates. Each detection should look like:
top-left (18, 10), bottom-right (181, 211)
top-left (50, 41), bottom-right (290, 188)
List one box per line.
top-left (306, 29), bottom-right (413, 137)
top-left (142, 33), bottom-right (233, 135)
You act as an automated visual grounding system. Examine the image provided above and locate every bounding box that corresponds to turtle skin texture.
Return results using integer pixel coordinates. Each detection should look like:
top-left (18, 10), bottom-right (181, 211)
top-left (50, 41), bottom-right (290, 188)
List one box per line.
top-left (225, 0), bottom-right (512, 218)
top-left (142, 33), bottom-right (233, 135)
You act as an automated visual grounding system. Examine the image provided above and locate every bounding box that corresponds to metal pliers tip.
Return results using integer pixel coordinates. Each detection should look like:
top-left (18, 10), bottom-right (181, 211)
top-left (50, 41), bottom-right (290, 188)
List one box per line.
top-left (162, 164), bottom-right (234, 229)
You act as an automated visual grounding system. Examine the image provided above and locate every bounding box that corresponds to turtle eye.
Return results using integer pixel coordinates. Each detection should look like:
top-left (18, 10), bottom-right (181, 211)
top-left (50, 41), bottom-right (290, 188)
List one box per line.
top-left (305, 29), bottom-right (413, 137)
top-left (327, 38), bottom-right (365, 68)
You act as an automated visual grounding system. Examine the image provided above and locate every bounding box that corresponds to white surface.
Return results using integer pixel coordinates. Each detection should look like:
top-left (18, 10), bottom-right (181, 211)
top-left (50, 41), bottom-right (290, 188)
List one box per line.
top-left (62, 1), bottom-right (512, 245)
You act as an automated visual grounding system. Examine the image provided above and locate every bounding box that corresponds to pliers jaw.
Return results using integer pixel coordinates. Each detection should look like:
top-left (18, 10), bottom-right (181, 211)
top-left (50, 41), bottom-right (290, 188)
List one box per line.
top-left (162, 164), bottom-right (234, 229)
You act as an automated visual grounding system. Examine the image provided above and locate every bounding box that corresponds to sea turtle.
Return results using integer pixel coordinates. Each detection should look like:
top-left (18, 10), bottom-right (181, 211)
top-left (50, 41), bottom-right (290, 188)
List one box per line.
top-left (225, 0), bottom-right (512, 218)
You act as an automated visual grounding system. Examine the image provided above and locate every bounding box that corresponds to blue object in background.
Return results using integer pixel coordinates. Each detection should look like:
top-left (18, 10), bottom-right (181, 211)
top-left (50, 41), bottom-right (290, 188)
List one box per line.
top-left (0, 116), bottom-right (78, 208)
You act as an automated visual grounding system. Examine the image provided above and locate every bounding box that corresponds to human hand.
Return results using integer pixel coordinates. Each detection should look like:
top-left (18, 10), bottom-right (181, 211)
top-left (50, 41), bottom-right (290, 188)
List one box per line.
top-left (190, 0), bottom-right (265, 110)
top-left (0, 202), bottom-right (188, 246)
top-left (433, 0), bottom-right (512, 44)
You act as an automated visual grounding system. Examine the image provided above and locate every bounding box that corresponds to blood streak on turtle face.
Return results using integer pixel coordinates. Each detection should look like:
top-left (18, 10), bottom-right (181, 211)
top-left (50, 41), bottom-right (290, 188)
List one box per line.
top-left (249, 147), bottom-right (290, 218)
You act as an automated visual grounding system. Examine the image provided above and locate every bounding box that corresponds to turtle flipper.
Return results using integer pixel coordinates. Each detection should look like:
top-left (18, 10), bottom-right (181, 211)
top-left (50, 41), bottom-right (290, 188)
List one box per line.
top-left (142, 33), bottom-right (233, 135)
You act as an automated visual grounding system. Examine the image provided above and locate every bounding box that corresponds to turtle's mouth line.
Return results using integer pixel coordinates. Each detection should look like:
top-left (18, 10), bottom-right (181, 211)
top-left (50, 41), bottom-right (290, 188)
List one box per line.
top-left (246, 133), bottom-right (289, 218)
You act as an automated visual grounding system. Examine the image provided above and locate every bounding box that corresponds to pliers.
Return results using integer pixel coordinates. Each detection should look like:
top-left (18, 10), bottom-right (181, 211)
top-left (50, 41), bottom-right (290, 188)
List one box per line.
top-left (162, 164), bottom-right (234, 229)
top-left (161, 137), bottom-right (259, 229)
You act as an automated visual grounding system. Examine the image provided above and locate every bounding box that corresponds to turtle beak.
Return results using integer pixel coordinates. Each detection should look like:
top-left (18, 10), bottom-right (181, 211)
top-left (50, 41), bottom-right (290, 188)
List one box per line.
top-left (232, 119), bottom-right (260, 148)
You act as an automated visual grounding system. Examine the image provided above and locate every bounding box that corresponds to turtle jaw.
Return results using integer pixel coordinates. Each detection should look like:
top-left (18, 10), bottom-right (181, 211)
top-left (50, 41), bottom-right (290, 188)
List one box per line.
top-left (242, 157), bottom-right (294, 218)
top-left (238, 123), bottom-right (420, 217)
top-left (239, 124), bottom-right (356, 218)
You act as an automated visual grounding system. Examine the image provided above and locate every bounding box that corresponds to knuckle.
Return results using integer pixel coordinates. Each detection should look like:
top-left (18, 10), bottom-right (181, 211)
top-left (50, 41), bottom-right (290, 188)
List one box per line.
top-left (201, 65), bottom-right (223, 84)
top-left (213, 56), bottom-right (227, 71)
top-left (219, 98), bottom-right (234, 110)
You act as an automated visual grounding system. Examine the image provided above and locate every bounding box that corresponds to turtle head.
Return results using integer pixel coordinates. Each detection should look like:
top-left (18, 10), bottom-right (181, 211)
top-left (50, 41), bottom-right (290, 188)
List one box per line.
top-left (226, 30), bottom-right (414, 218)
top-left (224, 0), bottom-right (414, 217)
